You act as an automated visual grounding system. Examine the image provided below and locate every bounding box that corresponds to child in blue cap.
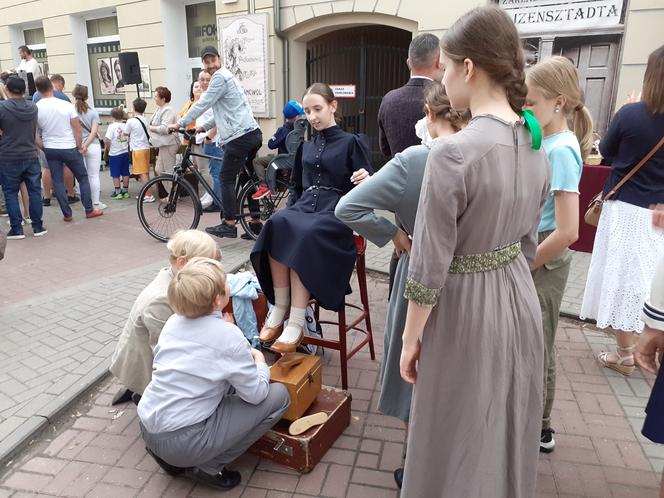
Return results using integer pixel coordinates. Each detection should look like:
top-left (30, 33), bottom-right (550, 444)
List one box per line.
top-left (251, 100), bottom-right (303, 201)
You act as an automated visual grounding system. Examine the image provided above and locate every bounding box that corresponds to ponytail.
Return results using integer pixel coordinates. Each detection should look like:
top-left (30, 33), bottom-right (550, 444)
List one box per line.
top-left (572, 104), bottom-right (594, 162)
top-left (71, 84), bottom-right (90, 115)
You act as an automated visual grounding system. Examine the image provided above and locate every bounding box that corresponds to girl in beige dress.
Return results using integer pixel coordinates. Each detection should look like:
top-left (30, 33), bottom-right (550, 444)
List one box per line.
top-left (399, 7), bottom-right (551, 497)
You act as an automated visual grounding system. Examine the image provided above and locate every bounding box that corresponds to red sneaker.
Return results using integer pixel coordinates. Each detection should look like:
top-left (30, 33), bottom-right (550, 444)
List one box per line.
top-left (86, 209), bottom-right (104, 219)
top-left (63, 215), bottom-right (73, 222)
top-left (251, 184), bottom-right (272, 200)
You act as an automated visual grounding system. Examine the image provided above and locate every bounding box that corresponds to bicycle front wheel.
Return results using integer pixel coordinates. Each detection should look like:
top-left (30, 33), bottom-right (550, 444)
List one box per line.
top-left (137, 175), bottom-right (201, 242)
top-left (237, 177), bottom-right (290, 241)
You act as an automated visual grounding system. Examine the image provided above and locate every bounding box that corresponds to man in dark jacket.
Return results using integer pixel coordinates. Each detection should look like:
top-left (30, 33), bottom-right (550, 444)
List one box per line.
top-left (0, 76), bottom-right (46, 239)
top-left (377, 33), bottom-right (442, 157)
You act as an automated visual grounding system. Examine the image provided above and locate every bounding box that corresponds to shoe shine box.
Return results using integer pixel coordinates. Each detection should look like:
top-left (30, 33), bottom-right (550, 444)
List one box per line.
top-left (270, 353), bottom-right (322, 421)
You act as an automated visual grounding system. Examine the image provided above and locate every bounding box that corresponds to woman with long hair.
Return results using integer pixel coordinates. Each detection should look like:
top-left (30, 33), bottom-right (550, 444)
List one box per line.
top-left (72, 84), bottom-right (104, 210)
top-left (250, 82), bottom-right (372, 353)
top-left (580, 44), bottom-right (664, 376)
top-left (525, 56), bottom-right (592, 452)
top-left (398, 7), bottom-right (550, 496)
top-left (335, 81), bottom-right (469, 487)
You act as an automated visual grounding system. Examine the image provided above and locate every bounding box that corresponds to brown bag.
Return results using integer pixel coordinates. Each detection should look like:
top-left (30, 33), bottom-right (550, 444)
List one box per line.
top-left (585, 135), bottom-right (664, 226)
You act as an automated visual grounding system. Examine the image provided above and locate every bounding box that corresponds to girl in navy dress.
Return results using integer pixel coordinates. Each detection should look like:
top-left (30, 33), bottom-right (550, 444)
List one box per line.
top-left (250, 83), bottom-right (372, 353)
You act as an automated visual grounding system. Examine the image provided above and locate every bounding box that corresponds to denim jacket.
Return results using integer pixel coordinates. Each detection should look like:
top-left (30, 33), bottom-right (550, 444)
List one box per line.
top-left (177, 67), bottom-right (258, 146)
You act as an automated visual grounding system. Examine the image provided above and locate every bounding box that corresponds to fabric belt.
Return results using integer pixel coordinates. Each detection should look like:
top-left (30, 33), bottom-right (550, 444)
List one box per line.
top-left (305, 185), bottom-right (343, 195)
top-left (448, 241), bottom-right (521, 274)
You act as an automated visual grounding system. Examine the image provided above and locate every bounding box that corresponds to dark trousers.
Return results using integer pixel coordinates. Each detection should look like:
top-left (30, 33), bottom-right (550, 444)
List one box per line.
top-left (44, 148), bottom-right (93, 217)
top-left (0, 158), bottom-right (44, 232)
top-left (220, 128), bottom-right (262, 222)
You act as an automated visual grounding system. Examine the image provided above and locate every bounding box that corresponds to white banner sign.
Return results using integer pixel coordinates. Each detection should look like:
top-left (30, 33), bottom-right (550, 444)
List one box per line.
top-left (330, 84), bottom-right (356, 99)
top-left (500, 0), bottom-right (623, 34)
top-left (219, 13), bottom-right (269, 117)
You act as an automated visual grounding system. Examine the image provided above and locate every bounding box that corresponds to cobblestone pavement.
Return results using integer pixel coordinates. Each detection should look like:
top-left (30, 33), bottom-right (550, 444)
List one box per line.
top-left (0, 270), bottom-right (661, 497)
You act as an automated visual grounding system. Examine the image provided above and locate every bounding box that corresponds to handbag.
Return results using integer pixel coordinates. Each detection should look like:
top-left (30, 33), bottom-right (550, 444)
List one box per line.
top-left (131, 117), bottom-right (159, 165)
top-left (584, 135), bottom-right (664, 226)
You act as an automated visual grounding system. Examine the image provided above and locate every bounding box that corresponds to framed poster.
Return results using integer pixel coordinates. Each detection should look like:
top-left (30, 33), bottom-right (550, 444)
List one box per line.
top-left (219, 12), bottom-right (269, 117)
top-left (139, 65), bottom-right (151, 95)
top-left (87, 41), bottom-right (124, 109)
top-left (111, 57), bottom-right (124, 93)
top-left (97, 58), bottom-right (114, 95)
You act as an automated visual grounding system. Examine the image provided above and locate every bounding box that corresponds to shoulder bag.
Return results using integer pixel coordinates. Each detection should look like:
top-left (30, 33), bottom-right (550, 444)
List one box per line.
top-left (132, 117), bottom-right (159, 165)
top-left (585, 135), bottom-right (664, 226)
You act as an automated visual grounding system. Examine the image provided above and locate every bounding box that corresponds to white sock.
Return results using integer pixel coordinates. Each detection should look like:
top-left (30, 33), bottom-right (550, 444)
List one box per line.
top-left (280, 306), bottom-right (306, 344)
top-left (266, 287), bottom-right (290, 327)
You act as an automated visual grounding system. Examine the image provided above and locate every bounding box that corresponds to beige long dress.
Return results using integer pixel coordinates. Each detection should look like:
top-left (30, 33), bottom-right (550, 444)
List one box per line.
top-left (402, 115), bottom-right (550, 498)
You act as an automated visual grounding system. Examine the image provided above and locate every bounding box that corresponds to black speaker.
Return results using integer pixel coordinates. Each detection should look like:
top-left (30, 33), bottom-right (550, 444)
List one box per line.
top-left (118, 52), bottom-right (142, 85)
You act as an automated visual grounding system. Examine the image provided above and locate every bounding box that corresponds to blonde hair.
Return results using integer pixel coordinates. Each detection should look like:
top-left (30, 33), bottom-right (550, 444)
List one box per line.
top-left (167, 230), bottom-right (220, 264)
top-left (168, 257), bottom-right (227, 318)
top-left (526, 56), bottom-right (594, 161)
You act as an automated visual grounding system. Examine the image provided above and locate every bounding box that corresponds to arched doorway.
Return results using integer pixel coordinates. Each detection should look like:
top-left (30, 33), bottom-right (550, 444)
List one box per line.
top-left (306, 25), bottom-right (412, 169)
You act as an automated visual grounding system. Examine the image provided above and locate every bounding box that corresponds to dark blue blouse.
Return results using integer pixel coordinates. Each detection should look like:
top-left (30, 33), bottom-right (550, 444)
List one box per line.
top-left (601, 102), bottom-right (664, 208)
top-left (290, 126), bottom-right (372, 211)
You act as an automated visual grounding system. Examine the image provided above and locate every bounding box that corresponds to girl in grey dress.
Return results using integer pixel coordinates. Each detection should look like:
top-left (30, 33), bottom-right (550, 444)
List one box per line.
top-left (399, 7), bottom-right (550, 497)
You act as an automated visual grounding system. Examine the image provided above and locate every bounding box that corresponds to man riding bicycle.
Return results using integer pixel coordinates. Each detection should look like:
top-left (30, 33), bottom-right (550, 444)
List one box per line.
top-left (170, 45), bottom-right (263, 240)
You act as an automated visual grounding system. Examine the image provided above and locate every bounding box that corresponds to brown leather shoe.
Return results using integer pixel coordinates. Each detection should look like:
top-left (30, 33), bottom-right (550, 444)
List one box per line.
top-left (259, 322), bottom-right (284, 343)
top-left (269, 329), bottom-right (304, 354)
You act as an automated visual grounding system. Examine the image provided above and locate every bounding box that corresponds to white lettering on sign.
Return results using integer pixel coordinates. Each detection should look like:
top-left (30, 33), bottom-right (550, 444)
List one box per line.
top-left (499, 0), bottom-right (623, 34)
top-left (330, 84), bottom-right (356, 99)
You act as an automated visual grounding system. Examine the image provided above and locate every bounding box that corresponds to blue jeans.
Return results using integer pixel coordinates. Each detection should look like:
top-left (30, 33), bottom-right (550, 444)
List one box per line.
top-left (0, 158), bottom-right (44, 232)
top-left (203, 143), bottom-right (223, 207)
top-left (44, 148), bottom-right (93, 217)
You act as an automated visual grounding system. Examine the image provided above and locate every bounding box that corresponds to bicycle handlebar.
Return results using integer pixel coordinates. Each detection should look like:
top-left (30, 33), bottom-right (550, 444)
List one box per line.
top-left (170, 127), bottom-right (197, 141)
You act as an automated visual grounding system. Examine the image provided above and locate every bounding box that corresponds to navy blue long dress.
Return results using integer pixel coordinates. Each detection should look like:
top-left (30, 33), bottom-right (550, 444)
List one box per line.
top-left (250, 125), bottom-right (372, 311)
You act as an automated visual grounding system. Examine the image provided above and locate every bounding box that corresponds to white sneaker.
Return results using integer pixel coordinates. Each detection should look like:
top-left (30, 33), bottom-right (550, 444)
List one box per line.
top-left (200, 192), bottom-right (213, 209)
top-left (94, 202), bottom-right (108, 210)
top-left (143, 195), bottom-right (156, 204)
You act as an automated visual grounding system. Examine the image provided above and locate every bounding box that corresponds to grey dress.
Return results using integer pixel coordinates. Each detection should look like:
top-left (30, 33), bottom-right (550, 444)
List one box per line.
top-left (402, 115), bottom-right (550, 498)
top-left (335, 144), bottom-right (429, 422)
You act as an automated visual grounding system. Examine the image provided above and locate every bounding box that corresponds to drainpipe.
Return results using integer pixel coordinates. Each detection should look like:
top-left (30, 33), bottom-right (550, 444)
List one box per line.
top-left (273, 0), bottom-right (290, 105)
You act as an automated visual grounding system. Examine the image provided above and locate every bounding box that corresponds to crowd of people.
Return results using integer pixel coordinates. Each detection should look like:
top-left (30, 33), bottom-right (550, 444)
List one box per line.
top-left (2, 4), bottom-right (664, 497)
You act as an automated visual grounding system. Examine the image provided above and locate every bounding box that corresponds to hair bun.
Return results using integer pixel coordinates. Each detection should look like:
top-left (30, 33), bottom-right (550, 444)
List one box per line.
top-left (574, 103), bottom-right (584, 111)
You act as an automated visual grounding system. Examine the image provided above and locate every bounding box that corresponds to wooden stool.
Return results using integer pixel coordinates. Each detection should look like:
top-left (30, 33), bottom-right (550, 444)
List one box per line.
top-left (302, 235), bottom-right (376, 390)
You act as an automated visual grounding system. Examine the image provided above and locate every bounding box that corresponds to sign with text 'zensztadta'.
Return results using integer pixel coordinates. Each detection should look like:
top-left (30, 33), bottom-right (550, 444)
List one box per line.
top-left (499, 0), bottom-right (624, 34)
top-left (330, 85), bottom-right (356, 99)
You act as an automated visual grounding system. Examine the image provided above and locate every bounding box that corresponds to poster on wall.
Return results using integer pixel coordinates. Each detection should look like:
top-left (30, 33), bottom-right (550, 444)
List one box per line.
top-left (139, 65), bottom-right (151, 95)
top-left (88, 41), bottom-right (125, 109)
top-left (219, 12), bottom-right (269, 117)
top-left (111, 57), bottom-right (124, 93)
top-left (499, 0), bottom-right (624, 35)
top-left (97, 58), bottom-right (115, 95)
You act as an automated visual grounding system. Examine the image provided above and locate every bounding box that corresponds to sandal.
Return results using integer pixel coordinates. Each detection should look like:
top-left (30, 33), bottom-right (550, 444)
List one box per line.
top-left (597, 345), bottom-right (636, 376)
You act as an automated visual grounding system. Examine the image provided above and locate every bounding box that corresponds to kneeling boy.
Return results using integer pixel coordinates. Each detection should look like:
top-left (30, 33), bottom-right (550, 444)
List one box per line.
top-left (137, 257), bottom-right (290, 490)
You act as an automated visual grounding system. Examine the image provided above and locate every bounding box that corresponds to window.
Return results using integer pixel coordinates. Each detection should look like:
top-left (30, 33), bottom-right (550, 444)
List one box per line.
top-left (86, 16), bottom-right (123, 110)
top-left (23, 27), bottom-right (48, 76)
top-left (186, 2), bottom-right (217, 80)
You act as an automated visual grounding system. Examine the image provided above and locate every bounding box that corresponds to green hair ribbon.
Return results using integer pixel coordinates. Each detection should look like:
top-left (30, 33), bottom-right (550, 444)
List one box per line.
top-left (519, 109), bottom-right (542, 150)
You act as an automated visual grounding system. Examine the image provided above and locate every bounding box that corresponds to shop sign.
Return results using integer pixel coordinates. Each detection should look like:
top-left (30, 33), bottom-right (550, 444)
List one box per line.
top-left (330, 84), bottom-right (356, 99)
top-left (499, 0), bottom-right (624, 34)
top-left (219, 13), bottom-right (270, 117)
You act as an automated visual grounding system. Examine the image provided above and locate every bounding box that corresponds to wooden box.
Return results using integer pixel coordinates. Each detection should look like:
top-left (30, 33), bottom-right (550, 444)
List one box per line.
top-left (270, 353), bottom-right (322, 422)
top-left (249, 387), bottom-right (351, 473)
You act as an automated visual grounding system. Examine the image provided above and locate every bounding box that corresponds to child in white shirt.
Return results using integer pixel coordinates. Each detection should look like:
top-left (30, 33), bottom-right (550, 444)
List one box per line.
top-left (104, 107), bottom-right (130, 199)
top-left (138, 257), bottom-right (290, 491)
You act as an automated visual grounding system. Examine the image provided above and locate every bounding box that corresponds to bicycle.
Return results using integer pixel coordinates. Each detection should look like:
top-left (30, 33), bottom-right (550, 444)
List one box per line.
top-left (137, 129), bottom-right (291, 242)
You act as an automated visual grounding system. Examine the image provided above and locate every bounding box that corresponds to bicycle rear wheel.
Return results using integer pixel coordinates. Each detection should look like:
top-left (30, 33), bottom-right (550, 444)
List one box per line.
top-left (137, 175), bottom-right (201, 242)
top-left (237, 177), bottom-right (290, 241)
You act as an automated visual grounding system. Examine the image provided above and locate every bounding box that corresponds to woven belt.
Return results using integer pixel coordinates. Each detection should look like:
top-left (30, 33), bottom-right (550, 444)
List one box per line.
top-left (448, 241), bottom-right (521, 274)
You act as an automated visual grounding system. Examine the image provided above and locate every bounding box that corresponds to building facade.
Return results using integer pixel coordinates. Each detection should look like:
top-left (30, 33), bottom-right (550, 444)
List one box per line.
top-left (1, 0), bottom-right (662, 164)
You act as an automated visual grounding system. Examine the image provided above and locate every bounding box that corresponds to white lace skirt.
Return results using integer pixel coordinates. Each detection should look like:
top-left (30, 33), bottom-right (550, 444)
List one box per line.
top-left (580, 200), bottom-right (664, 332)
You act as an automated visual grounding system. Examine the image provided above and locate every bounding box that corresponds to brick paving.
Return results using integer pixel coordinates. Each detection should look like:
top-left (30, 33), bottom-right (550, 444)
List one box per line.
top-left (0, 268), bottom-right (661, 497)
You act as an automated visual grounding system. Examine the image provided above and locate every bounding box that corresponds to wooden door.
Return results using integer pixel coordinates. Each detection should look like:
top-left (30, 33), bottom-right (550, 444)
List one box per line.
top-left (554, 35), bottom-right (620, 135)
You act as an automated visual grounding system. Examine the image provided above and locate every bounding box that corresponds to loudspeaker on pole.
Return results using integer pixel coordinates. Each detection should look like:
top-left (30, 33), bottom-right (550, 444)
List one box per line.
top-left (118, 52), bottom-right (142, 85)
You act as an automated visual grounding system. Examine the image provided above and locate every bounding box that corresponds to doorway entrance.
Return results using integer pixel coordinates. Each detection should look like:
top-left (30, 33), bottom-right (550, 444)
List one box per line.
top-left (554, 35), bottom-right (621, 135)
top-left (306, 25), bottom-right (412, 169)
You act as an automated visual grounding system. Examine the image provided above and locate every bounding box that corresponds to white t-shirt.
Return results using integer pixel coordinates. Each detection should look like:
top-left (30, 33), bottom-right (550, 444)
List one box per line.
top-left (105, 122), bottom-right (128, 157)
top-left (17, 58), bottom-right (41, 76)
top-left (37, 98), bottom-right (78, 149)
top-left (124, 116), bottom-right (150, 151)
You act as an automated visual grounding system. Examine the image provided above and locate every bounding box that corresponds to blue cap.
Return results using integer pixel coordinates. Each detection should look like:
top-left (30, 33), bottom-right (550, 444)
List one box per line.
top-left (283, 100), bottom-right (303, 119)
